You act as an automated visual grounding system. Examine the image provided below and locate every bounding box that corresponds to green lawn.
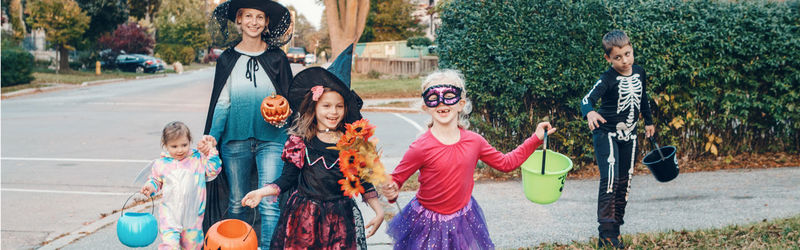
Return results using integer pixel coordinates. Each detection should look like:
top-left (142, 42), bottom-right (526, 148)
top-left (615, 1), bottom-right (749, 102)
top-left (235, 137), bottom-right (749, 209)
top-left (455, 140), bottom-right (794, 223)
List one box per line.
top-left (530, 215), bottom-right (800, 249)
top-left (3, 64), bottom-right (215, 93)
top-left (351, 77), bottom-right (421, 99)
top-left (31, 70), bottom-right (140, 85)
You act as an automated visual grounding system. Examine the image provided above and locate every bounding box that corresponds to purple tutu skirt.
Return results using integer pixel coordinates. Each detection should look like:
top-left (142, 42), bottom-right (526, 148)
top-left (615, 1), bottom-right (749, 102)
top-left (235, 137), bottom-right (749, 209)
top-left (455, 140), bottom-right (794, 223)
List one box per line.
top-left (387, 196), bottom-right (494, 250)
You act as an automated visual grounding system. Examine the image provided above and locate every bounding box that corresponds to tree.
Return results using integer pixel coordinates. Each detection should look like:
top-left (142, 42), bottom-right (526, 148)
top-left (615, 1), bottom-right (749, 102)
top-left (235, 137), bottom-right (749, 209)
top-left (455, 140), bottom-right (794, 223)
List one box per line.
top-left (99, 21), bottom-right (155, 54)
top-left (360, 0), bottom-right (423, 42)
top-left (2, 0), bottom-right (27, 41)
top-left (76, 0), bottom-right (129, 42)
top-left (322, 0), bottom-right (369, 58)
top-left (129, 0), bottom-right (161, 23)
top-left (155, 0), bottom-right (209, 57)
top-left (26, 0), bottom-right (90, 73)
top-left (287, 5), bottom-right (318, 52)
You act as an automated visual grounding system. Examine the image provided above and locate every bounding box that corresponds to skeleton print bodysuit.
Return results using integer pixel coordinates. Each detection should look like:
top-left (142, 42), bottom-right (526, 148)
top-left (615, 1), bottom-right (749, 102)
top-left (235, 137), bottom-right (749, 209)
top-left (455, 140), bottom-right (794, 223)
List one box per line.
top-left (580, 65), bottom-right (653, 141)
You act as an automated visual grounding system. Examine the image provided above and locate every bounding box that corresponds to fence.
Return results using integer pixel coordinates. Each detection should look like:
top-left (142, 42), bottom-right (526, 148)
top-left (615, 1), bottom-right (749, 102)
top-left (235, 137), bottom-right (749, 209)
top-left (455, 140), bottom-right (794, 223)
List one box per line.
top-left (353, 56), bottom-right (438, 76)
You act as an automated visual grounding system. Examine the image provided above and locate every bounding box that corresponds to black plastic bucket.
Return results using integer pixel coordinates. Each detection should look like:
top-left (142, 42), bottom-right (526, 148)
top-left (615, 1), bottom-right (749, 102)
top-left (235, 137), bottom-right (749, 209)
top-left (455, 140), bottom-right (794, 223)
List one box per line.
top-left (642, 137), bottom-right (679, 182)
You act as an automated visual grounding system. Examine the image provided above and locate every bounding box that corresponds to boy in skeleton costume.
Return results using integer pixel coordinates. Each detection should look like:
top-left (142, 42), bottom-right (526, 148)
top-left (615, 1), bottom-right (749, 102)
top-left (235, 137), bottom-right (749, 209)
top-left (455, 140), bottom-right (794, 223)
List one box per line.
top-left (580, 30), bottom-right (655, 249)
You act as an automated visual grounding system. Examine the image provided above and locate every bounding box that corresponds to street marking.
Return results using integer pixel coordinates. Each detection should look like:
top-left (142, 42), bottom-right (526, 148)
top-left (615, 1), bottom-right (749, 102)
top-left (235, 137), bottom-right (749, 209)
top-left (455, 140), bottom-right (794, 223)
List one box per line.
top-left (1, 188), bottom-right (130, 196)
top-left (392, 113), bottom-right (424, 132)
top-left (1, 157), bottom-right (151, 163)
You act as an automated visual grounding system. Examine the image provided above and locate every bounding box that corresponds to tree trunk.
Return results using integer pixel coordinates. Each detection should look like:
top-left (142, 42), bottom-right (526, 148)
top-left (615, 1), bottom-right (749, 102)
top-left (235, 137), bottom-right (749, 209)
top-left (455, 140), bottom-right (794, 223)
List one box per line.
top-left (58, 46), bottom-right (71, 73)
top-left (324, 0), bottom-right (369, 58)
top-left (10, 0), bottom-right (26, 39)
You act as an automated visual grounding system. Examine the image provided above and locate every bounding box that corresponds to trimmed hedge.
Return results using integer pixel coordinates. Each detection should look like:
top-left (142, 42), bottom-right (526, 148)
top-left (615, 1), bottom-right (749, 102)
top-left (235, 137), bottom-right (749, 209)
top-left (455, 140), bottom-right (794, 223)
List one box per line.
top-left (2, 46), bottom-right (35, 87)
top-left (155, 43), bottom-right (196, 64)
top-left (437, 0), bottom-right (800, 169)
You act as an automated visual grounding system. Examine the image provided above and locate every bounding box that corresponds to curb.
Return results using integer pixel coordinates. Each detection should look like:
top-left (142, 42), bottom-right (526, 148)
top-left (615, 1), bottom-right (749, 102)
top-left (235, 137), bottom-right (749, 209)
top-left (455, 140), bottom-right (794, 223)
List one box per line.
top-left (1, 84), bottom-right (76, 99)
top-left (80, 78), bottom-right (125, 86)
top-left (37, 199), bottom-right (157, 250)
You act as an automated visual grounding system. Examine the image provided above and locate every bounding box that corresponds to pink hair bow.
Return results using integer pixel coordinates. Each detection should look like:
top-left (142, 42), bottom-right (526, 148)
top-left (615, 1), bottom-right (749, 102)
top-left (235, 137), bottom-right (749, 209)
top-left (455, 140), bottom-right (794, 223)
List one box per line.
top-left (311, 85), bottom-right (324, 101)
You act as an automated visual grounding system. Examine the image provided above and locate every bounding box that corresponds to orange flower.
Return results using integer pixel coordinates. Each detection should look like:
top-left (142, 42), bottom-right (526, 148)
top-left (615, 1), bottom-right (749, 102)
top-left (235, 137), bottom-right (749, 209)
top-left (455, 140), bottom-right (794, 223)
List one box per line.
top-left (338, 149), bottom-right (362, 179)
top-left (338, 178), bottom-right (365, 198)
top-left (346, 119), bottom-right (375, 140)
top-left (336, 132), bottom-right (357, 148)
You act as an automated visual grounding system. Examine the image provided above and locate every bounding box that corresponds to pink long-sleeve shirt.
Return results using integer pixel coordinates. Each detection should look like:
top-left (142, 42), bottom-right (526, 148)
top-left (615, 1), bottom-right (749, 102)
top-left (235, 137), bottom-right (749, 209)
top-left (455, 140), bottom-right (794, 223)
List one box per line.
top-left (391, 128), bottom-right (542, 214)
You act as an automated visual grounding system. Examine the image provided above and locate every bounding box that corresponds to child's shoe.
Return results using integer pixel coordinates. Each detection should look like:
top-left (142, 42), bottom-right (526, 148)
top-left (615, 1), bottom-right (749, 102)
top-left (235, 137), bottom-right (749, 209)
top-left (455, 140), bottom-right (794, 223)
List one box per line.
top-left (597, 236), bottom-right (625, 249)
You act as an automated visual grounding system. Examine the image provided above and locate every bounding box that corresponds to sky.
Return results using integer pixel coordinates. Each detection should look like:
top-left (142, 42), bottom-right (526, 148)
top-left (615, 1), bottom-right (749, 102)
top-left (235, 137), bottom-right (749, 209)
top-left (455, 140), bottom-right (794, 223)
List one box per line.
top-left (277, 0), bottom-right (324, 30)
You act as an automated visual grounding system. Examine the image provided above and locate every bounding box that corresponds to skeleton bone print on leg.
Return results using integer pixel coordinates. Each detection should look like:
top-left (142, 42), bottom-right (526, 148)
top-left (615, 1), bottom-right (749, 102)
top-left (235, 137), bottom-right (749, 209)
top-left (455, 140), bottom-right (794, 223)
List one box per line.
top-left (614, 74), bottom-right (642, 141)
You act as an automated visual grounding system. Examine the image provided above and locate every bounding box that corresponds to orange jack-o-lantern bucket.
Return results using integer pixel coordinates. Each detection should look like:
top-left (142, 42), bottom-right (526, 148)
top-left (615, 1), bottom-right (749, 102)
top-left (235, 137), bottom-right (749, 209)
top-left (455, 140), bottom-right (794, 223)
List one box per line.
top-left (261, 93), bottom-right (291, 126)
top-left (203, 218), bottom-right (258, 250)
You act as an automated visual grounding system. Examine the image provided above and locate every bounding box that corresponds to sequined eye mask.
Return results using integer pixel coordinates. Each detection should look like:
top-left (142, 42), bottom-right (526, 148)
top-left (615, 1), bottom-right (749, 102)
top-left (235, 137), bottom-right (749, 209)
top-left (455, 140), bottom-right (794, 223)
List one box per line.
top-left (421, 84), bottom-right (462, 108)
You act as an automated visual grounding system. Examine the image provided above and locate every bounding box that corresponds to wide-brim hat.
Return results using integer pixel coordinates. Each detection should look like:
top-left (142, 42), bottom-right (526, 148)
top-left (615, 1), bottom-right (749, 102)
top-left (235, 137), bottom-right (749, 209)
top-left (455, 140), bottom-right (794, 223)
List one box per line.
top-left (212, 0), bottom-right (292, 47)
top-left (289, 44), bottom-right (362, 124)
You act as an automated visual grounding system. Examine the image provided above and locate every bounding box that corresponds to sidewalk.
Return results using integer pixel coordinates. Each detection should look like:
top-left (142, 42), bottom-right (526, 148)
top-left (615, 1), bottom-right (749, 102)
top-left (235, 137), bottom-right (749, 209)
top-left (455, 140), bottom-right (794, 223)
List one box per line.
top-left (60, 167), bottom-right (800, 249)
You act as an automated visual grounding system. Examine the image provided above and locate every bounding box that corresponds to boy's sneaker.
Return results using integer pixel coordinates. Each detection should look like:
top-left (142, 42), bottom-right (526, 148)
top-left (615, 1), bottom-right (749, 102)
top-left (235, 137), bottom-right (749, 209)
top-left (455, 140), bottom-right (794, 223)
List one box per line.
top-left (597, 236), bottom-right (625, 249)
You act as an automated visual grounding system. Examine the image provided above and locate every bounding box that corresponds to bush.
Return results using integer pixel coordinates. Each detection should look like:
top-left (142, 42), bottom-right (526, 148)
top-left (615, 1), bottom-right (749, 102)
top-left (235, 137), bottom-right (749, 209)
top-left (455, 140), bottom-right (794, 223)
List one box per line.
top-left (179, 46), bottom-right (195, 65)
top-left (1, 44), bottom-right (35, 87)
top-left (437, 0), bottom-right (800, 169)
top-left (155, 44), bottom-right (177, 64)
top-left (367, 70), bottom-right (382, 79)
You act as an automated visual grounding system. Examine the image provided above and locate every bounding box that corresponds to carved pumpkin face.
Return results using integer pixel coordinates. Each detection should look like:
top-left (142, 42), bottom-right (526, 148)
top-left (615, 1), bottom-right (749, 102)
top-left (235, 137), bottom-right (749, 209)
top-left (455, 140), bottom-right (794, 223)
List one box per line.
top-left (261, 94), bottom-right (291, 123)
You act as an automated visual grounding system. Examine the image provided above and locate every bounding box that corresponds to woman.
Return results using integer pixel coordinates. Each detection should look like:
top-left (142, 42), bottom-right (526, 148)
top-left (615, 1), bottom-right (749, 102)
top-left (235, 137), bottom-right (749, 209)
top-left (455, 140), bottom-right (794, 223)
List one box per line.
top-left (203, 0), bottom-right (293, 248)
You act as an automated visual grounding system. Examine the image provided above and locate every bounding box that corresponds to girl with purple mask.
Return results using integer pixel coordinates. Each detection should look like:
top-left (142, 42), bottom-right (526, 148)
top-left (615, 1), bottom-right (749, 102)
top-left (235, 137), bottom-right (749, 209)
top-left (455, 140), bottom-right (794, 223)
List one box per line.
top-left (382, 69), bottom-right (557, 249)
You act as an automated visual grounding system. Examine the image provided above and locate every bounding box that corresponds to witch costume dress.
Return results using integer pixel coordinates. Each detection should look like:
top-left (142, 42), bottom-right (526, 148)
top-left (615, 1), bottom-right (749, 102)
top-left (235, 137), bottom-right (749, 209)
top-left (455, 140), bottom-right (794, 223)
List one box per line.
top-left (265, 44), bottom-right (377, 249)
top-left (268, 134), bottom-right (378, 249)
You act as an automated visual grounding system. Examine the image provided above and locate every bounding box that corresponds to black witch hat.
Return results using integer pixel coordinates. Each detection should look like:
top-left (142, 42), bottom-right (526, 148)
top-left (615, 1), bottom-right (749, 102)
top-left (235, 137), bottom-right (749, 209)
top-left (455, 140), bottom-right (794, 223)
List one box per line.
top-left (288, 44), bottom-right (362, 124)
top-left (212, 0), bottom-right (292, 48)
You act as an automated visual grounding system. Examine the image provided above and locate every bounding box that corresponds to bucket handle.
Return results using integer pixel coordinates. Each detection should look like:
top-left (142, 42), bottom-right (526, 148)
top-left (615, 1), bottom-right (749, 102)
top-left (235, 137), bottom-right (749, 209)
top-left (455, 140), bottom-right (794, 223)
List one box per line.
top-left (120, 192), bottom-right (155, 217)
top-left (541, 132), bottom-right (548, 175)
top-left (216, 204), bottom-right (258, 242)
top-left (648, 137), bottom-right (665, 160)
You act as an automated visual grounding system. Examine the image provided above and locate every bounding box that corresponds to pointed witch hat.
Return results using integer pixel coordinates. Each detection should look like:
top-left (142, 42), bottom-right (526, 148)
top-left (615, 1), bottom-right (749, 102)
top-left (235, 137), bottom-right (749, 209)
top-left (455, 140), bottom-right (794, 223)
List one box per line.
top-left (288, 44), bottom-right (362, 124)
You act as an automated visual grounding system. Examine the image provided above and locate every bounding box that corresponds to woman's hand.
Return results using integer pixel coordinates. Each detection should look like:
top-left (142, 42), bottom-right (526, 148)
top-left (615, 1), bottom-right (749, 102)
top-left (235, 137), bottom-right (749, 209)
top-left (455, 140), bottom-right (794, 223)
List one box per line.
top-left (198, 135), bottom-right (218, 156)
top-left (534, 122), bottom-right (557, 140)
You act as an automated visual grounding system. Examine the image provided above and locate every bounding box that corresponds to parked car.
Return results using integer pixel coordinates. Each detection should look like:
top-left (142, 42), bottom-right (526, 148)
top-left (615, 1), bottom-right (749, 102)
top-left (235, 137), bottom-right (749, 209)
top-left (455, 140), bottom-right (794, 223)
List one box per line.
top-left (115, 54), bottom-right (165, 73)
top-left (287, 47), bottom-right (307, 65)
top-left (304, 53), bottom-right (316, 65)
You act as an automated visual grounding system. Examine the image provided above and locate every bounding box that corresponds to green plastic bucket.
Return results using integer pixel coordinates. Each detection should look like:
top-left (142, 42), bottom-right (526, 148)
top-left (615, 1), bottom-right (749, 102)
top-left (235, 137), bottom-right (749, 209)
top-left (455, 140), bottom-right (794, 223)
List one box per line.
top-left (521, 149), bottom-right (573, 204)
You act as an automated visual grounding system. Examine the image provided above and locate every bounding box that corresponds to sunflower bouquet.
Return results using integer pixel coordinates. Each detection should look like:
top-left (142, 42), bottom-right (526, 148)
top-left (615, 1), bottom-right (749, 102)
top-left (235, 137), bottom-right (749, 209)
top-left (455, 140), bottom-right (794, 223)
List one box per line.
top-left (329, 118), bottom-right (390, 198)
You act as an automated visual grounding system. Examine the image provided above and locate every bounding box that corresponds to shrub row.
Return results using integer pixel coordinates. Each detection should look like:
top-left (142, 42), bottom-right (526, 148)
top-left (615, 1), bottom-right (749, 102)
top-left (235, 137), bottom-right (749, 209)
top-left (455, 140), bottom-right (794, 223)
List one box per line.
top-left (437, 0), bottom-right (800, 169)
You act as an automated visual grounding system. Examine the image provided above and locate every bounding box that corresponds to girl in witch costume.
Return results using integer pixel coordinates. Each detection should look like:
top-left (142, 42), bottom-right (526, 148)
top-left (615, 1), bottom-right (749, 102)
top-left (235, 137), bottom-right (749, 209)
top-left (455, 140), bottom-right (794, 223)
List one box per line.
top-left (382, 69), bottom-right (556, 249)
top-left (241, 45), bottom-right (385, 250)
top-left (202, 0), bottom-right (294, 248)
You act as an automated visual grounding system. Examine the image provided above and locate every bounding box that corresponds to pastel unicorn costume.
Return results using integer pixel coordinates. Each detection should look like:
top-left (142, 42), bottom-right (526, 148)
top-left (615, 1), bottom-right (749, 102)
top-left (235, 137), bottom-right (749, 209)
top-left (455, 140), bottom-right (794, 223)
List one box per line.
top-left (146, 149), bottom-right (221, 250)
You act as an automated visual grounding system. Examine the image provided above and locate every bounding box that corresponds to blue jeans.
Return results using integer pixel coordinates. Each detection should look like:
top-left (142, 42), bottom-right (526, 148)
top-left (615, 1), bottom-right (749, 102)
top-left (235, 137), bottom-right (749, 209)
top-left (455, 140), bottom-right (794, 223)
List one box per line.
top-left (221, 138), bottom-right (283, 248)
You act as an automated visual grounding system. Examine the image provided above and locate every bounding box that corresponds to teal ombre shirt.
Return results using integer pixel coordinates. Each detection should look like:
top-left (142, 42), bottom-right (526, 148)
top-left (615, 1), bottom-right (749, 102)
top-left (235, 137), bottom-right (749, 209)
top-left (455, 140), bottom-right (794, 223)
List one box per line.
top-left (209, 48), bottom-right (288, 145)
